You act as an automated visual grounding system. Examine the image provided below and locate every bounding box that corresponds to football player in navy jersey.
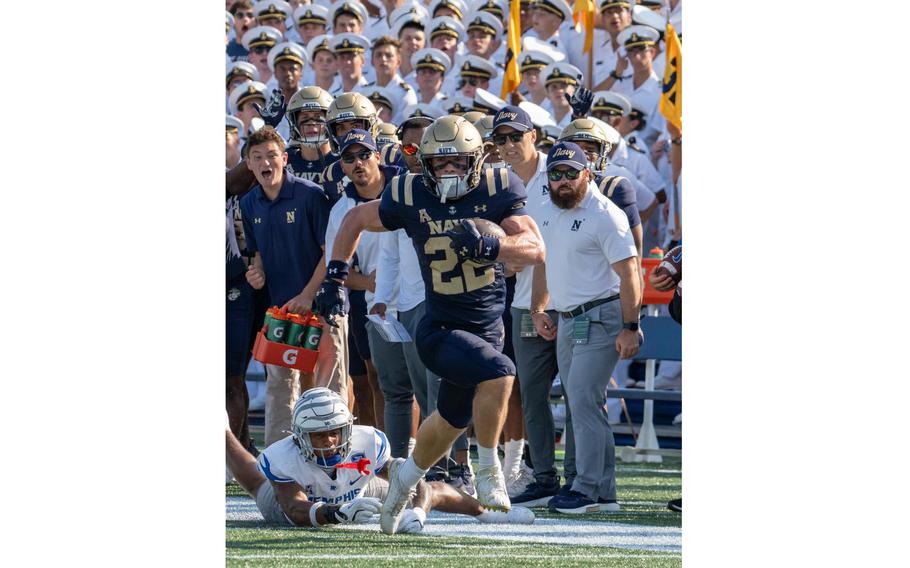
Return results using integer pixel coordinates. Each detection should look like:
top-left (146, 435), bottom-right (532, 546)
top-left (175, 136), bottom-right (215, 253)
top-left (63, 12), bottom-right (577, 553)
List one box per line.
top-left (284, 86), bottom-right (335, 183)
top-left (314, 116), bottom-right (546, 534)
top-left (321, 93), bottom-right (383, 205)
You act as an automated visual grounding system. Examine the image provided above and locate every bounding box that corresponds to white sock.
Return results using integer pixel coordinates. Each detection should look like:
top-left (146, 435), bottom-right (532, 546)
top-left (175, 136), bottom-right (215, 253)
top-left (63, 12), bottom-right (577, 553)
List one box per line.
top-left (476, 444), bottom-right (500, 471)
top-left (398, 456), bottom-right (429, 487)
top-left (407, 437), bottom-right (417, 457)
top-left (504, 439), bottom-right (524, 478)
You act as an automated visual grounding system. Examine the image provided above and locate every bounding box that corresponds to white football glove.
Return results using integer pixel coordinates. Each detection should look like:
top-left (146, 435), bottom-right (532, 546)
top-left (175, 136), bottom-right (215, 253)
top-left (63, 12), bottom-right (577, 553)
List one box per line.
top-left (335, 497), bottom-right (382, 524)
top-left (397, 507), bottom-right (427, 534)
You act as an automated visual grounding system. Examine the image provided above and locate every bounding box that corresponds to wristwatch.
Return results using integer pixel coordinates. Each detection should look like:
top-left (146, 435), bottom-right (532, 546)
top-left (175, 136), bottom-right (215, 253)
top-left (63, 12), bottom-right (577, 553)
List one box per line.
top-left (622, 322), bottom-right (640, 331)
top-left (609, 71), bottom-right (624, 81)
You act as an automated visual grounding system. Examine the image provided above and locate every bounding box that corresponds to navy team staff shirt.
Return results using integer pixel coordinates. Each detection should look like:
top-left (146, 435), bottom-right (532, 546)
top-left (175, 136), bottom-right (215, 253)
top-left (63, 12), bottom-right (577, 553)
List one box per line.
top-left (239, 173), bottom-right (331, 306)
top-left (377, 167), bottom-right (528, 331)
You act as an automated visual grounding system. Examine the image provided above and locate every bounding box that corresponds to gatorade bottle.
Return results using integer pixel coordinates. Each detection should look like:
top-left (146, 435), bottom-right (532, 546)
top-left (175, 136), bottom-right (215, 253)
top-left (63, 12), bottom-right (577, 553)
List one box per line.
top-left (649, 247), bottom-right (664, 259)
top-left (286, 314), bottom-right (308, 347)
top-left (303, 315), bottom-right (323, 351)
top-left (266, 310), bottom-right (290, 343)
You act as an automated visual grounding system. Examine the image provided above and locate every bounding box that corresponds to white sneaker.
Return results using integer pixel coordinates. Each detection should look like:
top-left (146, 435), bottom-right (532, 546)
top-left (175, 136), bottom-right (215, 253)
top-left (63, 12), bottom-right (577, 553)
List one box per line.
top-left (506, 462), bottom-right (534, 498)
top-left (380, 458), bottom-right (416, 535)
top-left (475, 463), bottom-right (510, 511)
top-left (397, 507), bottom-right (426, 534)
top-left (476, 505), bottom-right (535, 524)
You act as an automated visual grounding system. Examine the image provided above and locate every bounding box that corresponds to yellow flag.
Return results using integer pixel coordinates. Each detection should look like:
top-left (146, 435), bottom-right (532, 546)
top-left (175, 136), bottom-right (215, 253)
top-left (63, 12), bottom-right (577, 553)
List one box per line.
top-left (500, 0), bottom-right (521, 99)
top-left (573, 0), bottom-right (596, 55)
top-left (660, 22), bottom-right (682, 130)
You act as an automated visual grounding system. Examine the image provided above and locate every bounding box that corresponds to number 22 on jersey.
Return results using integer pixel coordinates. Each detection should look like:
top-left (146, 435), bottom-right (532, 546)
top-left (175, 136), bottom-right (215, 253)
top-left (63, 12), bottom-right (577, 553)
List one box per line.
top-left (424, 236), bottom-right (495, 294)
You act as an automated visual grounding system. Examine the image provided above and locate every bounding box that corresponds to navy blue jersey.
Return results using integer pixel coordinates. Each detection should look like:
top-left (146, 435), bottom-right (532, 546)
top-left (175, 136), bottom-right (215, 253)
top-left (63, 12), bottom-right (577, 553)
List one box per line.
top-left (377, 167), bottom-right (528, 331)
top-left (320, 155), bottom-right (346, 205)
top-left (286, 146), bottom-right (329, 184)
top-left (594, 173), bottom-right (640, 228)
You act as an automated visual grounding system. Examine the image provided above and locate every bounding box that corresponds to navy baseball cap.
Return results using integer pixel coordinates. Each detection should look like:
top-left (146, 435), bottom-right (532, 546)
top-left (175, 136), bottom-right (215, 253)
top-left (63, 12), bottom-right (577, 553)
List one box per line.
top-left (339, 128), bottom-right (378, 154)
top-left (492, 105), bottom-right (533, 133)
top-left (546, 141), bottom-right (588, 171)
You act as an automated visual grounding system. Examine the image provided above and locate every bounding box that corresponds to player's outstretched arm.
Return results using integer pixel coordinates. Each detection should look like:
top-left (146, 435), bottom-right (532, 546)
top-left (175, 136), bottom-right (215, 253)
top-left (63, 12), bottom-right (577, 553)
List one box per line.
top-left (273, 482), bottom-right (381, 527)
top-left (497, 214), bottom-right (546, 270)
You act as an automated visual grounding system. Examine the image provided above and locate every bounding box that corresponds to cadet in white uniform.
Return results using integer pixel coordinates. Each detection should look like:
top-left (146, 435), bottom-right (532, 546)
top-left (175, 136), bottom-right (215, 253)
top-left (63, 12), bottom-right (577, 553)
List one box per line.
top-left (411, 48), bottom-right (451, 105)
top-left (242, 25), bottom-right (284, 84)
top-left (364, 36), bottom-right (418, 124)
top-left (329, 33), bottom-right (371, 94)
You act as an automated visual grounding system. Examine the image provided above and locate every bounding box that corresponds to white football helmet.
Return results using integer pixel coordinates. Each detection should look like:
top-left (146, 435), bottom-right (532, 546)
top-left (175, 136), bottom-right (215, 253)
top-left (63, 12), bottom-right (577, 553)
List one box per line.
top-left (291, 387), bottom-right (354, 471)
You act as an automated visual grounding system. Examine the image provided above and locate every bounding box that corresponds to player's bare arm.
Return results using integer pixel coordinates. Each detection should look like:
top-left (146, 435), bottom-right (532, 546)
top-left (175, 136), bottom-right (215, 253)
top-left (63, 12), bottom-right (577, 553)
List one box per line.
top-left (497, 214), bottom-right (546, 269)
top-left (272, 480), bottom-right (324, 527)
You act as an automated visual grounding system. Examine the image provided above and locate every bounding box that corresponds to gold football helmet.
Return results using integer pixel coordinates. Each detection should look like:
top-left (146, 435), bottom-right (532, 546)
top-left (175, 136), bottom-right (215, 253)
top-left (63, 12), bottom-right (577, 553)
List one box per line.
top-left (376, 122), bottom-right (399, 146)
top-left (558, 118), bottom-right (611, 172)
top-left (325, 92), bottom-right (381, 153)
top-left (286, 86), bottom-right (333, 146)
top-left (418, 115), bottom-right (486, 202)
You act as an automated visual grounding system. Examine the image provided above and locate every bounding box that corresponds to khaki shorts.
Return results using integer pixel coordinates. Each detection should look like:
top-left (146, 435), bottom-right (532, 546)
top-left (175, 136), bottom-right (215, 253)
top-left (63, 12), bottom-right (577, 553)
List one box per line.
top-left (254, 476), bottom-right (389, 526)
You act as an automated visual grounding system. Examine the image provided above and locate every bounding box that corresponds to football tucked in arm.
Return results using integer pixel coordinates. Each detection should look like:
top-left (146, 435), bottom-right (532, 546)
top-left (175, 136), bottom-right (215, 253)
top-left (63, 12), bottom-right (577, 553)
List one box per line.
top-left (654, 246), bottom-right (682, 283)
top-left (448, 218), bottom-right (507, 265)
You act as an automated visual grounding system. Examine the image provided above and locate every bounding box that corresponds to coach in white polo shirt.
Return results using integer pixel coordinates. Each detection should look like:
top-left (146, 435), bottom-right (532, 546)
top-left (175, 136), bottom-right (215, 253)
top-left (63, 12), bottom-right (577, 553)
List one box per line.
top-left (530, 141), bottom-right (642, 515)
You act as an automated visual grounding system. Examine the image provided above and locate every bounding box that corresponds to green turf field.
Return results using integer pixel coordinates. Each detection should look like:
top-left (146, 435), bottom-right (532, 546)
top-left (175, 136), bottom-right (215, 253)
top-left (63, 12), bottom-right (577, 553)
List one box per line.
top-left (226, 451), bottom-right (681, 567)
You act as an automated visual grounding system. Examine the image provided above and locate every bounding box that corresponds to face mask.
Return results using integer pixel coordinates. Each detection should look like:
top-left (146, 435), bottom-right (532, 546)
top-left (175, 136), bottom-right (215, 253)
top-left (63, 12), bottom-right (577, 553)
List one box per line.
top-left (437, 175), bottom-right (469, 203)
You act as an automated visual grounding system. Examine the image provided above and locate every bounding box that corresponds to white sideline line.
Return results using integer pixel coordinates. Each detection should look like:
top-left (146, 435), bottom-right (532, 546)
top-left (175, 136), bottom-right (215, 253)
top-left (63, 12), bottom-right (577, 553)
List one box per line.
top-left (617, 468), bottom-right (682, 474)
top-left (226, 553), bottom-right (680, 560)
top-left (226, 496), bottom-right (682, 553)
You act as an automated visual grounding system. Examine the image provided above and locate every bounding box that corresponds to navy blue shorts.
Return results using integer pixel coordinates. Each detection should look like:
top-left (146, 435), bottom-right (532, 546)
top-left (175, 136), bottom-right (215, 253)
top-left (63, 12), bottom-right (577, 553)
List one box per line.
top-left (226, 275), bottom-right (254, 376)
top-left (347, 289), bottom-right (371, 376)
top-left (415, 318), bottom-right (516, 386)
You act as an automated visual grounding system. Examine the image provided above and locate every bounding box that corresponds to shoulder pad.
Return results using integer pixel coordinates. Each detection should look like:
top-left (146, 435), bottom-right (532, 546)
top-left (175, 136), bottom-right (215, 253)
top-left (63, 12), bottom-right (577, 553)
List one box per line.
top-left (598, 175), bottom-right (627, 198)
top-left (399, 82), bottom-right (411, 90)
top-left (483, 166), bottom-right (510, 197)
top-left (388, 173), bottom-right (417, 206)
top-left (322, 162), bottom-right (335, 182)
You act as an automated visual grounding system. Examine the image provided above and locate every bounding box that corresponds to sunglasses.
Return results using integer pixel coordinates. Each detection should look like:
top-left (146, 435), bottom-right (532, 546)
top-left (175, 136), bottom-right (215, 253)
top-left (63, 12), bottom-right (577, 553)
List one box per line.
top-left (492, 132), bottom-right (526, 146)
top-left (465, 78), bottom-right (482, 87)
top-left (401, 143), bottom-right (419, 156)
top-left (251, 45), bottom-right (271, 54)
top-left (235, 11), bottom-right (255, 18)
top-left (341, 150), bottom-right (374, 163)
top-left (547, 169), bottom-right (581, 181)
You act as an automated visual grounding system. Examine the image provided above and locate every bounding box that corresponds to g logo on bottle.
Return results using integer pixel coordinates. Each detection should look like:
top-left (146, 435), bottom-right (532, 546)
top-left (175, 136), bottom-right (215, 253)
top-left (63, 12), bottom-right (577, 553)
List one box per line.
top-left (282, 349), bottom-right (298, 365)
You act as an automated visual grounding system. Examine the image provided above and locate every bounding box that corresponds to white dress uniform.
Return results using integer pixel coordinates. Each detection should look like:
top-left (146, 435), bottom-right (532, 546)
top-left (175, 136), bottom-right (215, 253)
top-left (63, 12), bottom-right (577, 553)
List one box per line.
top-left (603, 162), bottom-right (655, 213)
top-left (257, 425), bottom-right (391, 505)
top-left (612, 136), bottom-right (666, 196)
top-left (367, 73), bottom-right (419, 124)
top-left (329, 73), bottom-right (369, 95)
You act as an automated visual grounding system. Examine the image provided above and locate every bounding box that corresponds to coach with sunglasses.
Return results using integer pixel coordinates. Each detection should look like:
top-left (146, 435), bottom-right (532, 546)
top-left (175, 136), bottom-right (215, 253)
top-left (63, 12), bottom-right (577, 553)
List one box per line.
top-left (488, 105), bottom-right (564, 507)
top-left (529, 141), bottom-right (642, 514)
